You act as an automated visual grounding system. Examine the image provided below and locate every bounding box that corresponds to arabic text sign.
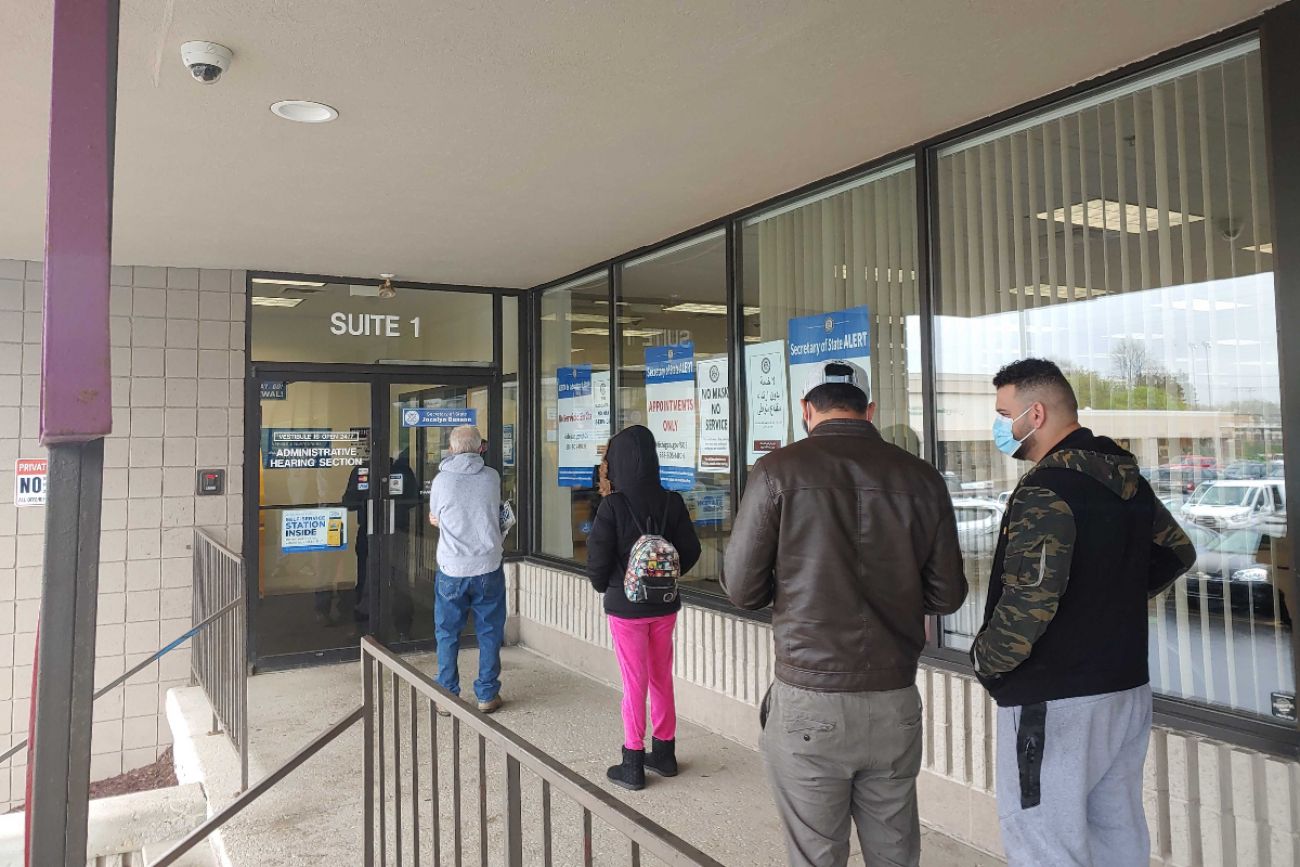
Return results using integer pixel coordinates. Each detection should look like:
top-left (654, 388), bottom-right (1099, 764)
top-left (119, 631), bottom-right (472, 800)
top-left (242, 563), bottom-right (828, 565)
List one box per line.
top-left (14, 458), bottom-right (48, 507)
top-left (264, 429), bottom-right (366, 469)
top-left (281, 507), bottom-right (348, 553)
top-left (744, 340), bottom-right (788, 465)
top-left (645, 342), bottom-right (696, 491)
top-left (557, 365), bottom-right (597, 487)
top-left (401, 407), bottom-right (476, 428)
top-left (787, 305), bottom-right (871, 442)
top-left (696, 357), bottom-right (730, 473)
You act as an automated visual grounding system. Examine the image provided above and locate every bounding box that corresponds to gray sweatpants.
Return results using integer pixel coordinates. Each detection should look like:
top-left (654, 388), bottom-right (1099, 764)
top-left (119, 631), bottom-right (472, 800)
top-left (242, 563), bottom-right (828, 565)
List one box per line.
top-left (996, 684), bottom-right (1152, 867)
top-left (761, 681), bottom-right (923, 867)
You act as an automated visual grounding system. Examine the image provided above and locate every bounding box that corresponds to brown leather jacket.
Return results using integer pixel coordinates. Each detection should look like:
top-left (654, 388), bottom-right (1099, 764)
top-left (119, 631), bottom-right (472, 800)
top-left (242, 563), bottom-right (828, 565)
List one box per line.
top-left (722, 419), bottom-right (967, 692)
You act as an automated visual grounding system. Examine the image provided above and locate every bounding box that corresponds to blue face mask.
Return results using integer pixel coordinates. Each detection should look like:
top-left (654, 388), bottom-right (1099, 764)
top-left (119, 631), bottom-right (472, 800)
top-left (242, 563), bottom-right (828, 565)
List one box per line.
top-left (993, 407), bottom-right (1035, 458)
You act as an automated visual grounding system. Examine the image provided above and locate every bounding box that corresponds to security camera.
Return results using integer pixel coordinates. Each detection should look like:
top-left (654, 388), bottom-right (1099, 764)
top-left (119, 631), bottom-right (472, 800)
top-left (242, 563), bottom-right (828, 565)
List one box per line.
top-left (180, 41), bottom-right (233, 85)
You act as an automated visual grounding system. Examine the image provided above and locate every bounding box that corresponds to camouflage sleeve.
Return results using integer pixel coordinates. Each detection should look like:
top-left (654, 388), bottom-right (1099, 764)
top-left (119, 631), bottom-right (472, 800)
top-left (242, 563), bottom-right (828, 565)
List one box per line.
top-left (1149, 499), bottom-right (1196, 598)
top-left (972, 485), bottom-right (1076, 677)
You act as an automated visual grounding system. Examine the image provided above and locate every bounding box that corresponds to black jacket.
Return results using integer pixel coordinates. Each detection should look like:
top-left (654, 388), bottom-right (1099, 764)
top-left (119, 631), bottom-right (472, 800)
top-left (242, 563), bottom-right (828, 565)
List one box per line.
top-left (973, 428), bottom-right (1195, 706)
top-left (586, 426), bottom-right (702, 619)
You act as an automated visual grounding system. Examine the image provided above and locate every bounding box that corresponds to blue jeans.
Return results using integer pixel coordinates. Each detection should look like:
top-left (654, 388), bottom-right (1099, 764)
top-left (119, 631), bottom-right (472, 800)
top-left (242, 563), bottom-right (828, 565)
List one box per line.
top-left (434, 566), bottom-right (506, 703)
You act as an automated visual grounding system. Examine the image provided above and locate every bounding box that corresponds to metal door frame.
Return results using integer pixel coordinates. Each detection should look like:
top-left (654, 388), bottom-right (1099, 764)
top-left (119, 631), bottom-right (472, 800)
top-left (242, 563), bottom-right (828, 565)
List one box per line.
top-left (245, 365), bottom-right (500, 671)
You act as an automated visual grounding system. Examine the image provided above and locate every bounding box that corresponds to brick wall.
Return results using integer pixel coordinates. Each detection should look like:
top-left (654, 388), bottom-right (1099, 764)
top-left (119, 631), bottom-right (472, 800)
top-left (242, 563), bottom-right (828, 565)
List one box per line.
top-left (0, 259), bottom-right (245, 808)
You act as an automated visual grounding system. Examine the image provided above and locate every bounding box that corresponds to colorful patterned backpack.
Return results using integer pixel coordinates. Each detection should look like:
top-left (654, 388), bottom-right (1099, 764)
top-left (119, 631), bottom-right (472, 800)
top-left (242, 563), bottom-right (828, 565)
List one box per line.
top-left (619, 493), bottom-right (681, 604)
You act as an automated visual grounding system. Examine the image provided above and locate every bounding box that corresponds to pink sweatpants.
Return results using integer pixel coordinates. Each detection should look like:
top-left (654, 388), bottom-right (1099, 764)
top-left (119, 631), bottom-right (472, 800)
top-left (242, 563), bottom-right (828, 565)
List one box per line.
top-left (608, 613), bottom-right (677, 750)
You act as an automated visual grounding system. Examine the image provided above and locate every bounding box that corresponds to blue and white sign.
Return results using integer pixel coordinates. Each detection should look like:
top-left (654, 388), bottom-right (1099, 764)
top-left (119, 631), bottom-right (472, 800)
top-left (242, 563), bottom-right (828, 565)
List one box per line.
top-left (260, 381), bottom-right (287, 400)
top-left (281, 507), bottom-right (348, 553)
top-left (787, 305), bottom-right (871, 442)
top-left (400, 407), bottom-right (477, 428)
top-left (686, 490), bottom-right (728, 528)
top-left (645, 342), bottom-right (696, 491)
top-left (503, 424), bottom-right (516, 467)
top-left (557, 365), bottom-right (597, 487)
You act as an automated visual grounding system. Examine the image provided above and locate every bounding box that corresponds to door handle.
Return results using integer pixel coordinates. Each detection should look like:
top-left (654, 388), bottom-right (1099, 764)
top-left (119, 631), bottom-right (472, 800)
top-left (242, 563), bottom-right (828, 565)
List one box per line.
top-left (388, 498), bottom-right (396, 531)
top-left (366, 498), bottom-right (374, 536)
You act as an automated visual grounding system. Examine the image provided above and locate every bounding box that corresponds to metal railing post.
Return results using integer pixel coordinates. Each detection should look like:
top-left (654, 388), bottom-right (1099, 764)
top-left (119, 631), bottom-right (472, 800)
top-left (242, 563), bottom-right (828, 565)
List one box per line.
top-left (503, 755), bottom-right (523, 867)
top-left (362, 651), bottom-right (375, 867)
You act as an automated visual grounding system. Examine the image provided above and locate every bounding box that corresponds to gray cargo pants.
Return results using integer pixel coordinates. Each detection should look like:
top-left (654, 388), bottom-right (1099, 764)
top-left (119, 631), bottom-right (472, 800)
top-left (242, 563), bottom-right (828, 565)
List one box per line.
top-left (996, 684), bottom-right (1152, 867)
top-left (761, 680), bottom-right (924, 867)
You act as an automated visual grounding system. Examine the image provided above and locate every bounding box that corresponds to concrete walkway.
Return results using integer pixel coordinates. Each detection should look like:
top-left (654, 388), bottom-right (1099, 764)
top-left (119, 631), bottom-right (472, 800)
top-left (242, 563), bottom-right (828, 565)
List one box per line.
top-left (169, 646), bottom-right (1004, 866)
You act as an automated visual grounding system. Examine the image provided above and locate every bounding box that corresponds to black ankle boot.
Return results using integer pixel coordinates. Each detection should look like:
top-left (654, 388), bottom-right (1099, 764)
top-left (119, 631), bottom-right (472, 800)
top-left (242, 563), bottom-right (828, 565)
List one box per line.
top-left (606, 747), bottom-right (645, 791)
top-left (646, 738), bottom-right (678, 777)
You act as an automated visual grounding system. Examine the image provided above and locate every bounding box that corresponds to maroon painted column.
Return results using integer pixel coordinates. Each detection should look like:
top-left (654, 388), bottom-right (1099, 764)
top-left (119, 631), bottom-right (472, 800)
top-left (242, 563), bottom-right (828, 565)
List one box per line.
top-left (27, 1), bottom-right (119, 864)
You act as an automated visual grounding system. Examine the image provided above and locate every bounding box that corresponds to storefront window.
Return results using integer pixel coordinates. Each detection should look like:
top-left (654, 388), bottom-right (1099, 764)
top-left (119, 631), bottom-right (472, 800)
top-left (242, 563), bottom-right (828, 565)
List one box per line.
top-left (616, 232), bottom-right (730, 594)
top-left (932, 40), bottom-right (1291, 722)
top-left (538, 273), bottom-right (611, 562)
top-left (740, 162), bottom-right (923, 462)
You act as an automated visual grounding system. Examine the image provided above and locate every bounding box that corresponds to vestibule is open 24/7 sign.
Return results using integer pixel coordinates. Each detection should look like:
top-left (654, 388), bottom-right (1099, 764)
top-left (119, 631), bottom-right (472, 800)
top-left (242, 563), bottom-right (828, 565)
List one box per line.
top-left (14, 458), bottom-right (48, 507)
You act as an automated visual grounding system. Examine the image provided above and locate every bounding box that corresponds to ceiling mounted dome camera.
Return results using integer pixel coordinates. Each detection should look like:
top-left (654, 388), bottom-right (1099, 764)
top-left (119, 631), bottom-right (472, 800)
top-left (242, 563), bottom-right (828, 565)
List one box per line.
top-left (180, 41), bottom-right (233, 84)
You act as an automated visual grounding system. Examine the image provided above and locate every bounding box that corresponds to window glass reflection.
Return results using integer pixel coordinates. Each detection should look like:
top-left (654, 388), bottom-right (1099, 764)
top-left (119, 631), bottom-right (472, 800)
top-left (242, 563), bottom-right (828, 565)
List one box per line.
top-left (933, 42), bottom-right (1290, 721)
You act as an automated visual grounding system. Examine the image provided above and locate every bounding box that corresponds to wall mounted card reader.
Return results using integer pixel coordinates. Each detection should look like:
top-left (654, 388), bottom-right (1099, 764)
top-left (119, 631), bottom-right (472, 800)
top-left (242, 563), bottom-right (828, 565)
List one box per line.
top-left (197, 469), bottom-right (225, 495)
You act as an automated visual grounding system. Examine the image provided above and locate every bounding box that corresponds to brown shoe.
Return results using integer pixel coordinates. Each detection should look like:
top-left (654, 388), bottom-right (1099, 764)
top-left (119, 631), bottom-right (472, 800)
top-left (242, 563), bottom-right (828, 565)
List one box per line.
top-left (477, 695), bottom-right (503, 714)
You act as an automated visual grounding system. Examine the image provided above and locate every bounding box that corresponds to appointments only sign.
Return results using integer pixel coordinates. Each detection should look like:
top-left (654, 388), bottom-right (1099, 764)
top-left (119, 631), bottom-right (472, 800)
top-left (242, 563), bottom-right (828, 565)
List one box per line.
top-left (14, 458), bottom-right (48, 507)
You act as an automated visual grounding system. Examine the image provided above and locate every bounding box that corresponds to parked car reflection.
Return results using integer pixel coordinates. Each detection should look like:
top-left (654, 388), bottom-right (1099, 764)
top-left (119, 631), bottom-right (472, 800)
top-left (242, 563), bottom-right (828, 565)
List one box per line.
top-left (1180, 480), bottom-right (1286, 534)
top-left (953, 497), bottom-right (1004, 556)
top-left (1181, 526), bottom-right (1291, 626)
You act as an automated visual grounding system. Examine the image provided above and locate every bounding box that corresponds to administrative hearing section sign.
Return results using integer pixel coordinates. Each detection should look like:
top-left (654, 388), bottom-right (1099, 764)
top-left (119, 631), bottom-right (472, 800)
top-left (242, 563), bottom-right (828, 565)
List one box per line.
top-left (787, 305), bottom-right (871, 443)
top-left (14, 458), bottom-right (48, 507)
top-left (401, 407), bottom-right (476, 428)
top-left (264, 429), bottom-right (367, 469)
top-left (696, 357), bottom-right (730, 473)
top-left (645, 342), bottom-right (696, 491)
top-left (557, 365), bottom-right (598, 487)
top-left (281, 507), bottom-right (349, 553)
top-left (744, 340), bottom-right (788, 466)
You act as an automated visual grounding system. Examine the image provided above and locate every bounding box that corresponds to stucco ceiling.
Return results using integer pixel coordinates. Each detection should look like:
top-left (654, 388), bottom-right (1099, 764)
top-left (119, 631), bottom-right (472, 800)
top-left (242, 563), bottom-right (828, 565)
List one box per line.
top-left (0, 0), bottom-right (1278, 288)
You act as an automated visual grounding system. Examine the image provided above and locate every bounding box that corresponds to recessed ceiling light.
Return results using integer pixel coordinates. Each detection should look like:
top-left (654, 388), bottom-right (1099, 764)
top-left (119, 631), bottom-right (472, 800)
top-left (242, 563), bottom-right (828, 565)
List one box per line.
top-left (251, 296), bottom-right (304, 308)
top-left (251, 278), bottom-right (326, 287)
top-left (1038, 199), bottom-right (1204, 233)
top-left (270, 100), bottom-right (338, 123)
top-left (1242, 242), bottom-right (1273, 254)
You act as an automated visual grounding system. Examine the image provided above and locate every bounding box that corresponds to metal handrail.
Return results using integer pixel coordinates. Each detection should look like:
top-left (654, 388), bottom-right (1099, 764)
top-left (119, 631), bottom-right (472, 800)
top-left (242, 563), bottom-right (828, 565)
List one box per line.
top-left (192, 528), bottom-right (249, 791)
top-left (150, 706), bottom-right (364, 867)
top-left (0, 597), bottom-right (241, 766)
top-left (361, 636), bottom-right (726, 867)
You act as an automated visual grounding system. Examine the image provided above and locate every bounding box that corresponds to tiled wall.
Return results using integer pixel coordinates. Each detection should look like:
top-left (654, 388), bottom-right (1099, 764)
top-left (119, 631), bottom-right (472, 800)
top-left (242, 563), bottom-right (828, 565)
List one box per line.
top-left (516, 561), bottom-right (1300, 866)
top-left (0, 259), bottom-right (245, 809)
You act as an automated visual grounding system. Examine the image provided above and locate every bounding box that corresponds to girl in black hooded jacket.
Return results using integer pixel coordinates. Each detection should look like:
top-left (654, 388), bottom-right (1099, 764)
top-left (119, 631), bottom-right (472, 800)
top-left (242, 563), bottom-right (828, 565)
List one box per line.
top-left (586, 425), bottom-right (701, 790)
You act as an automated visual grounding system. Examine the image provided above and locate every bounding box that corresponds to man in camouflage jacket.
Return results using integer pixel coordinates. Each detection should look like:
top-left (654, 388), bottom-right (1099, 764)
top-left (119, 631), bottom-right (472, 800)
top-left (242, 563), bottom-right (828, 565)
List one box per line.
top-left (972, 359), bottom-right (1195, 867)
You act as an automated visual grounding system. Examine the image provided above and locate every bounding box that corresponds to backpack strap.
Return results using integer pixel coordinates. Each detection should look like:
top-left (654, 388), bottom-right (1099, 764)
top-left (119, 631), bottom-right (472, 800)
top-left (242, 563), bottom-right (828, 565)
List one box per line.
top-left (612, 490), bottom-right (648, 537)
top-left (657, 493), bottom-right (672, 537)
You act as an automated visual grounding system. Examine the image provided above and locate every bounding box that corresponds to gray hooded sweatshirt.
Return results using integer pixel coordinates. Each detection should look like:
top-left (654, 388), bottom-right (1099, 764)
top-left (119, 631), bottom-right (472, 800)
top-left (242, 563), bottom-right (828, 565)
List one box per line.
top-left (428, 453), bottom-right (503, 578)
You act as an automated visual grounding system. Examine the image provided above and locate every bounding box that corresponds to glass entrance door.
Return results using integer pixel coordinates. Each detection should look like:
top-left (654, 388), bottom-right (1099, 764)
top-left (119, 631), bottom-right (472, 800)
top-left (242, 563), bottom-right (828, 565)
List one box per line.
top-left (378, 381), bottom-right (492, 648)
top-left (252, 374), bottom-right (496, 664)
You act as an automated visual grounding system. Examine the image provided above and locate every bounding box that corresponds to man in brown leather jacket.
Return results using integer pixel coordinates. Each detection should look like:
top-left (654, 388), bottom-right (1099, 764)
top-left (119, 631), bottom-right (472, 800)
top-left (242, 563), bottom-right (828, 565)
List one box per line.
top-left (723, 360), bottom-right (967, 867)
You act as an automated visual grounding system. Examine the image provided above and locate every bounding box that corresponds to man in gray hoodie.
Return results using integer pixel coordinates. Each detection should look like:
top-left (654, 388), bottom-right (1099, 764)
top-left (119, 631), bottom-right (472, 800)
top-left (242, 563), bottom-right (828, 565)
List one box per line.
top-left (429, 425), bottom-right (507, 713)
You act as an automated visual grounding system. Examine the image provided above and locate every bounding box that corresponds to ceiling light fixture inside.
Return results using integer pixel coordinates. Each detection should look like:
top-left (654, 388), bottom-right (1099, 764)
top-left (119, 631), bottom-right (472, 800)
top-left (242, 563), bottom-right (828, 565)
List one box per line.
top-left (251, 296), bottom-right (304, 308)
top-left (270, 100), bottom-right (339, 123)
top-left (1039, 199), bottom-right (1204, 233)
top-left (662, 303), bottom-right (761, 316)
top-left (1242, 242), bottom-right (1273, 254)
top-left (251, 278), bottom-right (326, 287)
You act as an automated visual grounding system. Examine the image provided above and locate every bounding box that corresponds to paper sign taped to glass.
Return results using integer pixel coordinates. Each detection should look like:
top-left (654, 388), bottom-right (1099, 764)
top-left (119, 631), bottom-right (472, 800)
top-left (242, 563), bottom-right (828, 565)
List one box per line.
top-left (787, 305), bottom-right (871, 443)
top-left (281, 507), bottom-right (349, 553)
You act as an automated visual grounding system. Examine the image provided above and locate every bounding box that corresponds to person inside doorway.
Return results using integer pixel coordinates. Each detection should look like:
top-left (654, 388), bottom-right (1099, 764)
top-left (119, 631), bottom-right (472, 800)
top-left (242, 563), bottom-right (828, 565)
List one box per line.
top-left (429, 425), bottom-right (508, 714)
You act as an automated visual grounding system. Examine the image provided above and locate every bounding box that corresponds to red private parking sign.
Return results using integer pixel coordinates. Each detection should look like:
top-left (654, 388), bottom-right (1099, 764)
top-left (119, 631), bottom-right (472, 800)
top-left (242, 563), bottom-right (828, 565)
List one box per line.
top-left (14, 459), bottom-right (48, 507)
